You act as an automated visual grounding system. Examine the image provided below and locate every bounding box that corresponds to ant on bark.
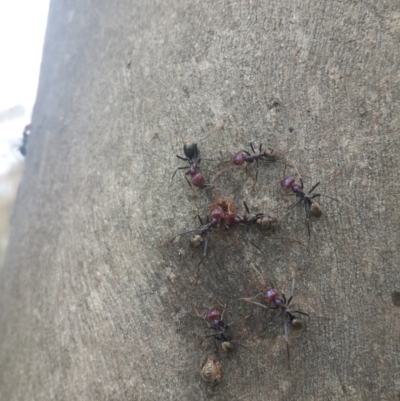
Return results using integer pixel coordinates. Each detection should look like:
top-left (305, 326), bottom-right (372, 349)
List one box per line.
top-left (279, 163), bottom-right (323, 248)
top-left (239, 265), bottom-right (308, 369)
top-left (170, 200), bottom-right (279, 265)
top-left (169, 202), bottom-right (227, 268)
top-left (19, 124), bottom-right (31, 156)
top-left (235, 201), bottom-right (278, 234)
top-left (195, 305), bottom-right (234, 352)
top-left (171, 140), bottom-right (206, 189)
top-left (195, 304), bottom-right (251, 353)
top-left (232, 143), bottom-right (280, 182)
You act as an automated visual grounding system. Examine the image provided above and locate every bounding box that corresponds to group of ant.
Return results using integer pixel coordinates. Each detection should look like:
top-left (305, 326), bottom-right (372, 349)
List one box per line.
top-left (169, 140), bottom-right (326, 368)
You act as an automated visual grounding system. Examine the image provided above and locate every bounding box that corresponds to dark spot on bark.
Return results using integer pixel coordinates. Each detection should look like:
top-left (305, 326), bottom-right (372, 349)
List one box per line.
top-left (391, 291), bottom-right (400, 306)
top-left (289, 127), bottom-right (294, 132)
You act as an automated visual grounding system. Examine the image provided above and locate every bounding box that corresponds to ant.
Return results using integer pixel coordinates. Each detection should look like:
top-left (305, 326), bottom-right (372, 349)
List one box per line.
top-left (169, 202), bottom-right (227, 268)
top-left (195, 304), bottom-right (251, 353)
top-left (19, 124), bottom-right (31, 156)
top-left (195, 305), bottom-right (234, 352)
top-left (234, 201), bottom-right (278, 235)
top-left (171, 140), bottom-right (206, 189)
top-left (239, 265), bottom-right (308, 369)
top-left (280, 163), bottom-right (322, 247)
top-left (232, 143), bottom-right (279, 182)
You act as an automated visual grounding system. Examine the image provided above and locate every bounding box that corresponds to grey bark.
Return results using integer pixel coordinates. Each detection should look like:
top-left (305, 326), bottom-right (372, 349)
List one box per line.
top-left (1, 0), bottom-right (399, 400)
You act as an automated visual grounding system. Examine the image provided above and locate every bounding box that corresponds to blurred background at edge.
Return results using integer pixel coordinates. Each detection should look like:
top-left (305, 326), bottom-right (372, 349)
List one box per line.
top-left (0, 0), bottom-right (50, 266)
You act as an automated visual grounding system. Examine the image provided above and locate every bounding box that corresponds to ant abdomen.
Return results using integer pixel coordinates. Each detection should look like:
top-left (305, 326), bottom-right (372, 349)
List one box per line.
top-left (190, 235), bottom-right (203, 248)
top-left (310, 202), bottom-right (322, 218)
top-left (221, 341), bottom-right (234, 352)
top-left (190, 172), bottom-right (205, 188)
top-left (290, 318), bottom-right (303, 330)
top-left (257, 215), bottom-right (278, 230)
top-left (264, 148), bottom-right (279, 158)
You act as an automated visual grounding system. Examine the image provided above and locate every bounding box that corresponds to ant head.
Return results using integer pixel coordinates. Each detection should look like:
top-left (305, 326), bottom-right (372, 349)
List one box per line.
top-left (257, 215), bottom-right (278, 230)
top-left (221, 341), bottom-right (234, 352)
top-left (206, 307), bottom-right (221, 321)
top-left (310, 202), bottom-right (322, 218)
top-left (190, 234), bottom-right (203, 248)
top-left (262, 288), bottom-right (278, 303)
top-left (211, 207), bottom-right (224, 220)
top-left (232, 152), bottom-right (246, 165)
top-left (183, 140), bottom-right (198, 159)
top-left (281, 177), bottom-right (295, 190)
top-left (290, 318), bottom-right (303, 330)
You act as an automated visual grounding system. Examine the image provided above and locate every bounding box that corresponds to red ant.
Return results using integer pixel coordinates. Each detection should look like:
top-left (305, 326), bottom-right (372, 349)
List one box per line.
top-left (280, 163), bottom-right (322, 247)
top-left (171, 140), bottom-right (206, 189)
top-left (170, 200), bottom-right (283, 269)
top-left (234, 201), bottom-right (278, 235)
top-left (195, 304), bottom-right (251, 352)
top-left (239, 265), bottom-right (308, 369)
top-left (232, 143), bottom-right (279, 182)
top-left (169, 202), bottom-right (227, 268)
top-left (195, 305), bottom-right (234, 352)
top-left (19, 124), bottom-right (31, 156)
top-left (281, 176), bottom-right (322, 218)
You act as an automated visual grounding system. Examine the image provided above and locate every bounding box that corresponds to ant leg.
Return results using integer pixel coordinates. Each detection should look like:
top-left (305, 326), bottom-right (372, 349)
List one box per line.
top-left (278, 199), bottom-right (302, 225)
top-left (292, 310), bottom-right (309, 316)
top-left (226, 313), bottom-right (253, 328)
top-left (194, 308), bottom-right (206, 321)
top-left (196, 215), bottom-right (204, 225)
top-left (271, 312), bottom-right (285, 323)
top-left (300, 178), bottom-right (304, 190)
top-left (184, 175), bottom-right (201, 214)
top-left (310, 194), bottom-right (321, 199)
top-left (304, 202), bottom-right (312, 250)
top-left (308, 182), bottom-right (320, 194)
top-left (176, 155), bottom-right (189, 162)
top-left (219, 303), bottom-right (227, 321)
top-left (250, 263), bottom-right (266, 287)
top-left (243, 201), bottom-right (251, 214)
top-left (213, 338), bottom-right (219, 353)
top-left (238, 298), bottom-right (269, 310)
top-left (170, 166), bottom-right (189, 185)
top-left (169, 228), bottom-right (203, 243)
top-left (284, 320), bottom-right (291, 371)
top-left (202, 233), bottom-right (208, 257)
top-left (254, 160), bottom-right (259, 185)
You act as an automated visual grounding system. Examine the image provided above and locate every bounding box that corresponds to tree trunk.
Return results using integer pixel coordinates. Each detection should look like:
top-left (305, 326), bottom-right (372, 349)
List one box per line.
top-left (1, 1), bottom-right (399, 400)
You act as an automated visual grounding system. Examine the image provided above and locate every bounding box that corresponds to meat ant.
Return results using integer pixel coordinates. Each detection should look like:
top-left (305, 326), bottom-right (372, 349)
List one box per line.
top-left (19, 124), bottom-right (31, 156)
top-left (171, 140), bottom-right (207, 189)
top-left (195, 304), bottom-right (251, 353)
top-left (169, 202), bottom-right (227, 268)
top-left (169, 199), bottom-right (287, 270)
top-left (232, 143), bottom-right (280, 182)
top-left (279, 160), bottom-right (323, 248)
top-left (239, 265), bottom-right (308, 369)
top-left (195, 305), bottom-right (234, 352)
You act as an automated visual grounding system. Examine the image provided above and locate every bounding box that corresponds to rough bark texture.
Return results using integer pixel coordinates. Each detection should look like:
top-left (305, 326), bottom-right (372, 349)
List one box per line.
top-left (1, 1), bottom-right (399, 400)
